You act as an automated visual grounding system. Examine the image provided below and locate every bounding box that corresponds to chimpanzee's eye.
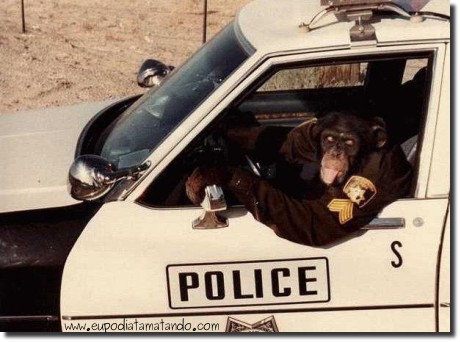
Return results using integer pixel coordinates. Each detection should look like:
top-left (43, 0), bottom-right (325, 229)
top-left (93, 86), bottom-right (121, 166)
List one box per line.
top-left (345, 139), bottom-right (355, 146)
top-left (326, 136), bottom-right (335, 142)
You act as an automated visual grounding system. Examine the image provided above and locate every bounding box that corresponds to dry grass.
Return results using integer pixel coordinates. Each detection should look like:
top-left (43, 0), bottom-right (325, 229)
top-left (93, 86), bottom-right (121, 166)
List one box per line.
top-left (0, 0), bottom-right (251, 113)
top-left (0, 1), bottom-right (427, 114)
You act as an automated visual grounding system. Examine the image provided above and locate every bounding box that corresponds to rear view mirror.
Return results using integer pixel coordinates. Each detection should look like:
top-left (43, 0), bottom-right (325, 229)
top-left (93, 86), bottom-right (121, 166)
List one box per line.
top-left (68, 155), bottom-right (150, 201)
top-left (137, 59), bottom-right (174, 88)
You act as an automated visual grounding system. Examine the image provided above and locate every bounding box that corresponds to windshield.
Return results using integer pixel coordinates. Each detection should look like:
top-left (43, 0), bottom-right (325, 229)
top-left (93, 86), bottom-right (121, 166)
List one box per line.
top-left (100, 22), bottom-right (253, 169)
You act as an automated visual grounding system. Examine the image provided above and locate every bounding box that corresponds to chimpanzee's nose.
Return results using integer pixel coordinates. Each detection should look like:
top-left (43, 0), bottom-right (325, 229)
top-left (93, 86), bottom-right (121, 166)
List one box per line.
top-left (331, 147), bottom-right (343, 158)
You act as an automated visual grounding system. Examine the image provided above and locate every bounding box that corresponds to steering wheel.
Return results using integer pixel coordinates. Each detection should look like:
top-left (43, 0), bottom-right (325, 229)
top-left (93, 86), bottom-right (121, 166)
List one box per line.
top-left (244, 154), bottom-right (263, 177)
top-left (187, 130), bottom-right (265, 180)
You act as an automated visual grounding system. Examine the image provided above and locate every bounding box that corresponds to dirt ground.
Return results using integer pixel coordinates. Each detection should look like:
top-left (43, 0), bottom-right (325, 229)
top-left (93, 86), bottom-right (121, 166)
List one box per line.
top-left (0, 0), bottom-right (251, 114)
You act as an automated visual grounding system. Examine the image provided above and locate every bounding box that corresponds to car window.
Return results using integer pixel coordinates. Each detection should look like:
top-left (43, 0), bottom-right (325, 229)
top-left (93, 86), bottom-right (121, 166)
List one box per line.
top-left (138, 53), bottom-right (433, 208)
top-left (402, 58), bottom-right (429, 83)
top-left (258, 63), bottom-right (367, 92)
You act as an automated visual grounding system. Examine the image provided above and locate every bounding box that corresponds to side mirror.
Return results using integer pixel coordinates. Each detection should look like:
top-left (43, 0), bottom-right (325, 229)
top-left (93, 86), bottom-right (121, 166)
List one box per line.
top-left (137, 59), bottom-right (174, 88)
top-left (68, 155), bottom-right (150, 201)
top-left (193, 185), bottom-right (229, 229)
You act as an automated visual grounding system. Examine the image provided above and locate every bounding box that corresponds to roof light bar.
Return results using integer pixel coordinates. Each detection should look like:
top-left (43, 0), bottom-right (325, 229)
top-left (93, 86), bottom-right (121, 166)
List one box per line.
top-left (300, 0), bottom-right (449, 33)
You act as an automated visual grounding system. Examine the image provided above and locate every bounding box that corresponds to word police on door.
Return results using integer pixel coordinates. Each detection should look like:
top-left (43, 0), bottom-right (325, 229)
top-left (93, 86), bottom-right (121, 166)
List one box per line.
top-left (167, 258), bottom-right (330, 308)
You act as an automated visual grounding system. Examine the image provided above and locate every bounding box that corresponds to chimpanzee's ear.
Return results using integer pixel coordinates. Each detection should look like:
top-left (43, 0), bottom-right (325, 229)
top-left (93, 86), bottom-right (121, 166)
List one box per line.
top-left (371, 117), bottom-right (387, 149)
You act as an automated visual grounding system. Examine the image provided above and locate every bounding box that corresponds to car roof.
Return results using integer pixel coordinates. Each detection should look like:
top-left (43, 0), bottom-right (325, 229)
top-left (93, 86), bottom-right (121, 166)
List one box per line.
top-left (236, 0), bottom-right (449, 53)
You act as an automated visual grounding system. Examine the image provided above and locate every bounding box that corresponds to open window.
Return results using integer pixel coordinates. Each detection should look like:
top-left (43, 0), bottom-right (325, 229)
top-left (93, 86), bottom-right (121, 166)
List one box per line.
top-left (137, 52), bottom-right (433, 208)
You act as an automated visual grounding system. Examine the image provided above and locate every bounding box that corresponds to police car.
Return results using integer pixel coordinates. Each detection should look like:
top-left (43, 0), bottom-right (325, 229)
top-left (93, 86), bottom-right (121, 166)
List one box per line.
top-left (0, 0), bottom-right (450, 332)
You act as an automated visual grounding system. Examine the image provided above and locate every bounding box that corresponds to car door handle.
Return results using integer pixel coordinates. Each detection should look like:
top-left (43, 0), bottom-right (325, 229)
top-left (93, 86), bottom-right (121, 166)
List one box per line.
top-left (361, 218), bottom-right (405, 230)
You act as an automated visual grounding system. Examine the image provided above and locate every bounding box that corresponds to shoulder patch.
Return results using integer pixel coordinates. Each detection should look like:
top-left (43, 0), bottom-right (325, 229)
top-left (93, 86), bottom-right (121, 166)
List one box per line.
top-left (327, 199), bottom-right (354, 224)
top-left (343, 176), bottom-right (377, 208)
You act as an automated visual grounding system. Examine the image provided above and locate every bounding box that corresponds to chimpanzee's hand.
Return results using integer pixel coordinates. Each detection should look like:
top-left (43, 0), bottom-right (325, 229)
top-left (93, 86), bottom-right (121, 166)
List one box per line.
top-left (185, 167), bottom-right (231, 205)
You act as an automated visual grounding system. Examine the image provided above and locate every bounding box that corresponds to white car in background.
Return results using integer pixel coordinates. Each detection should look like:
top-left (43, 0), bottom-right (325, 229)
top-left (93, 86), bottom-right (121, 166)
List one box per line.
top-left (0, 0), bottom-right (450, 332)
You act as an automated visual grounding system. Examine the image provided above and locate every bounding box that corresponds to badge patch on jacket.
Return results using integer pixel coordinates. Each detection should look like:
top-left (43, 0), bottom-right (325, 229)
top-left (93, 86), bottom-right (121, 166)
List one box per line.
top-left (343, 176), bottom-right (377, 207)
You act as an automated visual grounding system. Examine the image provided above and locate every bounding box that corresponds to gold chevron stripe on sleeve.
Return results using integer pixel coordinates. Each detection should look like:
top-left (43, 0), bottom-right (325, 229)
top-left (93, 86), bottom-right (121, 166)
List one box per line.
top-left (327, 199), bottom-right (354, 224)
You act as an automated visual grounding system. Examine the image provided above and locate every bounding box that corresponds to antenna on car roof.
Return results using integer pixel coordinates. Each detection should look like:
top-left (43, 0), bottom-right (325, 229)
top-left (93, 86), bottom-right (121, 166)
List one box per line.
top-left (299, 0), bottom-right (449, 43)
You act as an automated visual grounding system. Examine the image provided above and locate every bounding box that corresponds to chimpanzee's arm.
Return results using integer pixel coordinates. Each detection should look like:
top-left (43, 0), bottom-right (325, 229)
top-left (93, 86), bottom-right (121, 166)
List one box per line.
top-left (226, 145), bottom-right (412, 247)
top-left (227, 168), bottom-right (368, 246)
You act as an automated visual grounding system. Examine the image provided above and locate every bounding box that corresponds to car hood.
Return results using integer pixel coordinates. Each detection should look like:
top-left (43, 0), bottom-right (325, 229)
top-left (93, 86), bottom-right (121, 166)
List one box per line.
top-left (0, 100), bottom-right (118, 213)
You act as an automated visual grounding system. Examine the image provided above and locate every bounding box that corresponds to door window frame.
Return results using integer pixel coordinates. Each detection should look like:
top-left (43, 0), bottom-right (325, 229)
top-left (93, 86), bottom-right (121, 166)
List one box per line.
top-left (128, 43), bottom-right (447, 205)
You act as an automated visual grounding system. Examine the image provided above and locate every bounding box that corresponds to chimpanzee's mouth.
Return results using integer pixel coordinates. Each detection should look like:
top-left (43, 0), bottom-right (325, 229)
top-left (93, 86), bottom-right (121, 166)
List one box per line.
top-left (320, 166), bottom-right (346, 186)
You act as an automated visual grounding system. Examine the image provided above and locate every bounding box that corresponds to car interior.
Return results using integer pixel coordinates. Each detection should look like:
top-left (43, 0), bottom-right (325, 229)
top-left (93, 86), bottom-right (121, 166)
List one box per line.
top-left (137, 52), bottom-right (433, 208)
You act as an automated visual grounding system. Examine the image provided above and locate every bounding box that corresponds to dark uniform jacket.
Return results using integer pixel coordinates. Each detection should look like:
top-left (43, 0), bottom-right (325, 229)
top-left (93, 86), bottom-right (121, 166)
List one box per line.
top-left (226, 119), bottom-right (413, 247)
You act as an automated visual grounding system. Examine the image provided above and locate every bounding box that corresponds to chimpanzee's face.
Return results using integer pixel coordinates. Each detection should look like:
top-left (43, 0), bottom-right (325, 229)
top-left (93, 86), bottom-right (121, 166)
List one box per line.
top-left (320, 129), bottom-right (360, 158)
top-left (316, 113), bottom-right (386, 186)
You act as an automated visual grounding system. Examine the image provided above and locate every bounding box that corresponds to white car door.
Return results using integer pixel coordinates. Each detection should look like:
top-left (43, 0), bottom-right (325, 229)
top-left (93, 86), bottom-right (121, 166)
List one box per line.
top-left (61, 43), bottom-right (449, 332)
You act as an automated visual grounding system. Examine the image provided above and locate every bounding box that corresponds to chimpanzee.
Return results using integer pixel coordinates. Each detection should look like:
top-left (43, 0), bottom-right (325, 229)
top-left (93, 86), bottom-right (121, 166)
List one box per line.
top-left (185, 111), bottom-right (412, 247)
